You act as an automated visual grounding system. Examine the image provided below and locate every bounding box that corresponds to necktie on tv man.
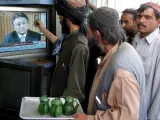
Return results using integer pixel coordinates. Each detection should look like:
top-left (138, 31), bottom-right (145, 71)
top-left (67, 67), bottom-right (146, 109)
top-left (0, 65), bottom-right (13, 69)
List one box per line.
top-left (20, 35), bottom-right (25, 42)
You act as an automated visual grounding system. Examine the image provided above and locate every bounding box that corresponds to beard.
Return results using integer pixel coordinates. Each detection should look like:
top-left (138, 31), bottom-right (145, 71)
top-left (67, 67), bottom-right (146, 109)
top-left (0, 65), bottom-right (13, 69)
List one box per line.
top-left (126, 30), bottom-right (133, 36)
top-left (61, 18), bottom-right (70, 35)
top-left (123, 28), bottom-right (134, 37)
top-left (87, 35), bottom-right (98, 47)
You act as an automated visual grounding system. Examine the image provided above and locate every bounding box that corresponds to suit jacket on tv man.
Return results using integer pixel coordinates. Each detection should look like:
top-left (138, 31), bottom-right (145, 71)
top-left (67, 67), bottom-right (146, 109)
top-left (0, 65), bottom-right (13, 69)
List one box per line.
top-left (3, 30), bottom-right (40, 44)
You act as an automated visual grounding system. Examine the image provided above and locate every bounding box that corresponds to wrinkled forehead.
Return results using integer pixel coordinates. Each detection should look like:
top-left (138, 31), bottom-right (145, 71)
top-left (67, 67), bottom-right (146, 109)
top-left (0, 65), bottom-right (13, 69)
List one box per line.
top-left (147, 2), bottom-right (160, 13)
top-left (138, 8), bottom-right (156, 17)
top-left (13, 17), bottom-right (28, 24)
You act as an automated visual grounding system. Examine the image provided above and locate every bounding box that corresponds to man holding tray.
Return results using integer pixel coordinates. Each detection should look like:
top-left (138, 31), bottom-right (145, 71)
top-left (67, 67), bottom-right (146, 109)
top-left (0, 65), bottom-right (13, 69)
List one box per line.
top-left (74, 7), bottom-right (146, 120)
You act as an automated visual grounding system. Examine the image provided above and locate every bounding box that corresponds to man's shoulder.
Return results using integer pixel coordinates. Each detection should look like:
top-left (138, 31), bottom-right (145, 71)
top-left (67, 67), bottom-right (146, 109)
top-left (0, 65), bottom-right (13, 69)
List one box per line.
top-left (4, 31), bottom-right (16, 37)
top-left (77, 35), bottom-right (88, 46)
top-left (68, 32), bottom-right (88, 49)
top-left (3, 31), bottom-right (19, 44)
top-left (3, 31), bottom-right (17, 41)
top-left (73, 42), bottom-right (89, 51)
top-left (70, 31), bottom-right (88, 44)
top-left (113, 42), bottom-right (143, 67)
top-left (27, 30), bottom-right (40, 36)
top-left (119, 42), bottom-right (136, 53)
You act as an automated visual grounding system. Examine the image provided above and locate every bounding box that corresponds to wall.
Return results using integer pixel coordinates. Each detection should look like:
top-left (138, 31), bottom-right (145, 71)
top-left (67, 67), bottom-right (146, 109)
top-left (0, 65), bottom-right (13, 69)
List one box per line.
top-left (96, 0), bottom-right (160, 13)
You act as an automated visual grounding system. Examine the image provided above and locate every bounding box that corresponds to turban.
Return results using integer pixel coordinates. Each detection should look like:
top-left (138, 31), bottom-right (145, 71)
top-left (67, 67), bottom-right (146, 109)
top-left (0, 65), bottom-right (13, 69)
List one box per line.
top-left (55, 0), bottom-right (88, 35)
top-left (146, 2), bottom-right (160, 13)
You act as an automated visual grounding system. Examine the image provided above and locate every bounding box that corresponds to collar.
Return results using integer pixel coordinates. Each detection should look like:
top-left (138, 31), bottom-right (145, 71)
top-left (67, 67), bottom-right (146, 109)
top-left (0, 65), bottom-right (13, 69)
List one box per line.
top-left (135, 27), bottom-right (159, 44)
top-left (134, 32), bottom-right (145, 44)
top-left (18, 33), bottom-right (27, 38)
top-left (65, 29), bottom-right (80, 39)
top-left (145, 28), bottom-right (159, 44)
top-left (99, 42), bottom-right (119, 68)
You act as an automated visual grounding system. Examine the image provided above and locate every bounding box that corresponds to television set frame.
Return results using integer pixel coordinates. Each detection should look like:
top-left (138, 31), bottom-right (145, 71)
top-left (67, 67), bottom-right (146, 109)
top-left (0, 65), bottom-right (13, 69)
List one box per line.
top-left (0, 6), bottom-right (52, 60)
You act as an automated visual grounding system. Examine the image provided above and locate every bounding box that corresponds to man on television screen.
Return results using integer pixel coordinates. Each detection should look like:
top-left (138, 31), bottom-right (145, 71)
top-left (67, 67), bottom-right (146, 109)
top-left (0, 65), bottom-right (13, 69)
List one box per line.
top-left (3, 12), bottom-right (40, 44)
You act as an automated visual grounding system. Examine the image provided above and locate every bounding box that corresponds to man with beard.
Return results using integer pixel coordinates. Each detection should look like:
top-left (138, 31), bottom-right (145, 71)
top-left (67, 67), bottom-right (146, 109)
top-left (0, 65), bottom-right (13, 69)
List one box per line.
top-left (132, 2), bottom-right (160, 120)
top-left (82, 25), bottom-right (105, 113)
top-left (74, 7), bottom-right (146, 120)
top-left (35, 0), bottom-right (89, 103)
top-left (120, 9), bottom-right (137, 44)
top-left (80, 0), bottom-right (105, 114)
top-left (52, 17), bottom-right (70, 56)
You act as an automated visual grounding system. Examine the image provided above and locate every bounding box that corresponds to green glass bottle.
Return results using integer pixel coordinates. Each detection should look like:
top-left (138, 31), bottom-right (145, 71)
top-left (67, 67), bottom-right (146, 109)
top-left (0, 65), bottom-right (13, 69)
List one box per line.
top-left (38, 96), bottom-right (50, 115)
top-left (63, 96), bottom-right (79, 116)
top-left (50, 98), bottom-right (63, 117)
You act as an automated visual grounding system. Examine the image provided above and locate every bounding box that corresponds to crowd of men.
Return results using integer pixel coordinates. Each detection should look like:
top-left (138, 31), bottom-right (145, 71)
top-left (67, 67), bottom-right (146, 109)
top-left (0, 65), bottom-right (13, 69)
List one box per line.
top-left (35, 0), bottom-right (160, 120)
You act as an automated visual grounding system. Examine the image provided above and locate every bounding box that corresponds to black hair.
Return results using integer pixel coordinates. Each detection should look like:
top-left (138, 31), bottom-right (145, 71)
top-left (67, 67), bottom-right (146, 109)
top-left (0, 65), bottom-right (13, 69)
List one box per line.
top-left (12, 12), bottom-right (29, 24)
top-left (88, 12), bottom-right (126, 45)
top-left (61, 17), bottom-right (70, 35)
top-left (122, 8), bottom-right (137, 21)
top-left (138, 3), bottom-right (160, 19)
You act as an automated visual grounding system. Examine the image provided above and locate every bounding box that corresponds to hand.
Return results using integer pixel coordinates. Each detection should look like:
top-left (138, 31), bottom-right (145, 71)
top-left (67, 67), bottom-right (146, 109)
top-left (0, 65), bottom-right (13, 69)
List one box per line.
top-left (73, 113), bottom-right (87, 120)
top-left (34, 20), bottom-right (45, 31)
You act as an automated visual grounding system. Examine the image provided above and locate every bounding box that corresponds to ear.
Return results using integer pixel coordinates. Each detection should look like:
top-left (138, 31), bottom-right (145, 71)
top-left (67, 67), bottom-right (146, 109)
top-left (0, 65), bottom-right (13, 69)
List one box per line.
top-left (66, 18), bottom-right (71, 26)
top-left (94, 30), bottom-right (102, 43)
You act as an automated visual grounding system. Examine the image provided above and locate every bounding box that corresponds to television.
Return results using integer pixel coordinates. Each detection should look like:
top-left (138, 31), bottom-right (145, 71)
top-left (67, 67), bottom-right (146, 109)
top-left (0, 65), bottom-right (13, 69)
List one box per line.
top-left (0, 6), bottom-right (52, 59)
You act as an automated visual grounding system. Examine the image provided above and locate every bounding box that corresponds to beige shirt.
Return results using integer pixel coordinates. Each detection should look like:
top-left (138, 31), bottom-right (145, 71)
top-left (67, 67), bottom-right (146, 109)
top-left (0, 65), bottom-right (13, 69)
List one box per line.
top-left (87, 44), bottom-right (140, 120)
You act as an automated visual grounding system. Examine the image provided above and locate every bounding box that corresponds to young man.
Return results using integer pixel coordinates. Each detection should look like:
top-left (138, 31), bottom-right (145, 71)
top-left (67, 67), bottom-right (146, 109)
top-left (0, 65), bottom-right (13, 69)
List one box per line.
top-left (3, 12), bottom-right (40, 44)
top-left (74, 7), bottom-right (146, 120)
top-left (132, 2), bottom-right (160, 119)
top-left (36, 0), bottom-right (89, 102)
top-left (121, 9), bottom-right (138, 44)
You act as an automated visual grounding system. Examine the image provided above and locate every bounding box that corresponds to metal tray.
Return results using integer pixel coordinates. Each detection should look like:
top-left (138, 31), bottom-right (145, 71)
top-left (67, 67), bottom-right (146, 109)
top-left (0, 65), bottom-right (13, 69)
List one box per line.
top-left (19, 97), bottom-right (83, 119)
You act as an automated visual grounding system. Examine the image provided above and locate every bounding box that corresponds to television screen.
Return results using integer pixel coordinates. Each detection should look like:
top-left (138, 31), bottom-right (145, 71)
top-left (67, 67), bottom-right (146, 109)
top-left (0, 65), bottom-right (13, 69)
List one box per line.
top-left (0, 7), bottom-right (48, 53)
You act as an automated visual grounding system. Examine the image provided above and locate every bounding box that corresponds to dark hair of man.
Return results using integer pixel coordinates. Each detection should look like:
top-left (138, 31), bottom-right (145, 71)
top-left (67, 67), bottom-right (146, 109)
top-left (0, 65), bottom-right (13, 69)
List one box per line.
top-left (137, 3), bottom-right (160, 19)
top-left (62, 5), bottom-right (88, 36)
top-left (12, 12), bottom-right (29, 24)
top-left (88, 13), bottom-right (126, 45)
top-left (122, 8), bottom-right (137, 21)
top-left (55, 1), bottom-right (88, 36)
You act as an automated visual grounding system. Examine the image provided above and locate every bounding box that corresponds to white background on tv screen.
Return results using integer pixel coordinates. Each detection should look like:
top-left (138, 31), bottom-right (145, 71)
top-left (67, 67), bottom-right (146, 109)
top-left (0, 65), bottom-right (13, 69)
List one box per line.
top-left (40, 12), bottom-right (47, 34)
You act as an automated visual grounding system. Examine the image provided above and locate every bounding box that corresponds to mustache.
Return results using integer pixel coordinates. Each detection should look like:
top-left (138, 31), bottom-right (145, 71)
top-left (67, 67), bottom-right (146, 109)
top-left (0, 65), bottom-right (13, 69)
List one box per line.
top-left (137, 23), bottom-right (146, 28)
